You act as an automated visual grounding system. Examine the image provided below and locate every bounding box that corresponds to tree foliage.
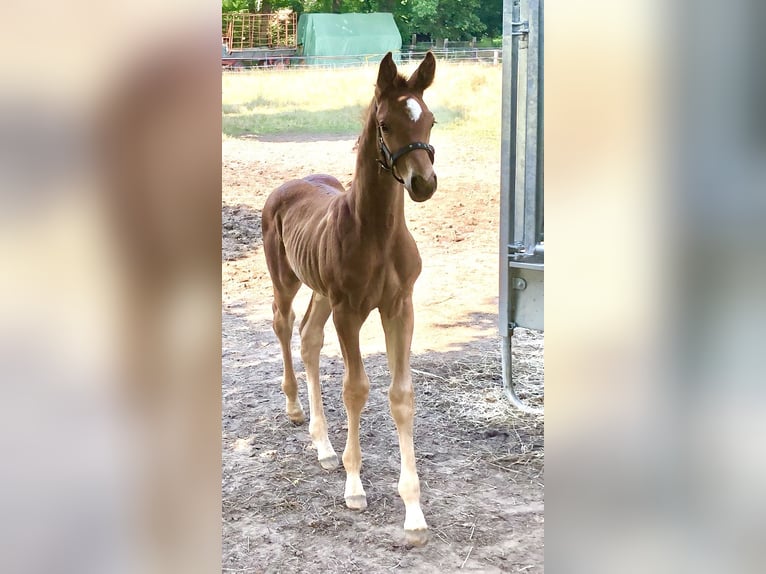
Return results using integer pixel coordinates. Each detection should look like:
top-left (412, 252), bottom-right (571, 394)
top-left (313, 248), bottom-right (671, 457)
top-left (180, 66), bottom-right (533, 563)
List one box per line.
top-left (475, 0), bottom-right (502, 39)
top-left (222, 0), bottom-right (501, 41)
top-left (402, 0), bottom-right (486, 41)
top-left (222, 0), bottom-right (248, 12)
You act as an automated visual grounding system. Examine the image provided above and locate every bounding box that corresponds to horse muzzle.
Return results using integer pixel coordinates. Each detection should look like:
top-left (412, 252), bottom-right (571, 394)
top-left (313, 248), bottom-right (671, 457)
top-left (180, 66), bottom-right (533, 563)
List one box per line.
top-left (406, 171), bottom-right (437, 202)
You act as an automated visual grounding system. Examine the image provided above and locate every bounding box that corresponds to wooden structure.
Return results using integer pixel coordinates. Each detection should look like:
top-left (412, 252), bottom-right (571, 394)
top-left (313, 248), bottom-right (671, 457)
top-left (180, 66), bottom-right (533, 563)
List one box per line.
top-left (222, 12), bottom-right (297, 50)
top-left (222, 12), bottom-right (298, 67)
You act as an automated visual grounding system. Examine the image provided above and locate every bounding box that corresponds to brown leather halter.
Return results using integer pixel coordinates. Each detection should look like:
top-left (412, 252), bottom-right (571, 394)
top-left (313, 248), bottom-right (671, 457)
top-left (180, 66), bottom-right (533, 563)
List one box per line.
top-left (376, 124), bottom-right (435, 185)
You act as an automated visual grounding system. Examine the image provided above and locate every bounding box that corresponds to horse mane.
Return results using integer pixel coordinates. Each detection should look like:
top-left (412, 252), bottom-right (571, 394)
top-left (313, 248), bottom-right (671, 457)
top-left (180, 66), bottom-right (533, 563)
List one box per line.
top-left (361, 98), bottom-right (377, 134)
top-left (355, 98), bottom-right (378, 156)
top-left (385, 73), bottom-right (410, 92)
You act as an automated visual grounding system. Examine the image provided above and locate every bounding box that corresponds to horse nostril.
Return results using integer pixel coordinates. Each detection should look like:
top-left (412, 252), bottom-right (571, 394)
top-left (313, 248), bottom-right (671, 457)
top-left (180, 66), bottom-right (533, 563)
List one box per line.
top-left (411, 173), bottom-right (436, 199)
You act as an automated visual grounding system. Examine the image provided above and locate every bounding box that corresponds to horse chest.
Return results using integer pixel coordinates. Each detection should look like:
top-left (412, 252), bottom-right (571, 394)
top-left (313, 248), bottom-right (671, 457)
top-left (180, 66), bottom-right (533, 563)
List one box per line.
top-left (321, 242), bottom-right (411, 311)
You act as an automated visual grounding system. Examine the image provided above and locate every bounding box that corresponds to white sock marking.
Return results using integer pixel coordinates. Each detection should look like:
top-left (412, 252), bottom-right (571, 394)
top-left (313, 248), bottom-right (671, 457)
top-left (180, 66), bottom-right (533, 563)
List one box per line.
top-left (405, 98), bottom-right (422, 122)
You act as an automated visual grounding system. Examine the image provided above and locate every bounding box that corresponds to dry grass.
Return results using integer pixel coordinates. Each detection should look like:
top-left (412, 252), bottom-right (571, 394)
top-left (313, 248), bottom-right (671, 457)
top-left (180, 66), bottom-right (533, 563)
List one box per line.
top-left (411, 354), bottom-right (542, 427)
top-left (222, 61), bottom-right (502, 139)
top-left (363, 328), bottom-right (545, 479)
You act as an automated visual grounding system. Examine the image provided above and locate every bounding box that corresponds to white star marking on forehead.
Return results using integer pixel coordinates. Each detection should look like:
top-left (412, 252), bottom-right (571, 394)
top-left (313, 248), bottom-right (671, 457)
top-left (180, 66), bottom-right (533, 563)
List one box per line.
top-left (405, 98), bottom-right (422, 122)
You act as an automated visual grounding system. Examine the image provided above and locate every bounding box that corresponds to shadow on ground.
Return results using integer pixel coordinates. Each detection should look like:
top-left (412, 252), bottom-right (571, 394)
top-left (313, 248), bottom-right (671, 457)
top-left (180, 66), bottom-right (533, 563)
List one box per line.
top-left (222, 300), bottom-right (544, 573)
top-left (433, 311), bottom-right (499, 332)
top-left (223, 202), bottom-right (262, 262)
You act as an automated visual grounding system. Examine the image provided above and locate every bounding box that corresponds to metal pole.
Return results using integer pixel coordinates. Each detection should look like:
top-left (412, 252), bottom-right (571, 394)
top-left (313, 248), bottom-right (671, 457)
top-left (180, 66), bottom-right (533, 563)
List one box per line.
top-left (500, 0), bottom-right (544, 415)
top-left (502, 338), bottom-right (542, 413)
top-left (498, 0), bottom-right (521, 337)
top-left (523, 0), bottom-right (541, 251)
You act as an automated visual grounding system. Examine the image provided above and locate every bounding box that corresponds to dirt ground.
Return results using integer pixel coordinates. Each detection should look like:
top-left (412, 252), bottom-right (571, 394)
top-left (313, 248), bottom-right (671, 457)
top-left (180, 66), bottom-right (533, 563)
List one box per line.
top-left (222, 129), bottom-right (544, 573)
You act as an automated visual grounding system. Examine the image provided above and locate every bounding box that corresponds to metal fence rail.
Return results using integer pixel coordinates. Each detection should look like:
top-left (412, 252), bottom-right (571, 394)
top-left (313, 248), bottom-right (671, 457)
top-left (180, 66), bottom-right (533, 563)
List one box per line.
top-left (221, 49), bottom-right (503, 70)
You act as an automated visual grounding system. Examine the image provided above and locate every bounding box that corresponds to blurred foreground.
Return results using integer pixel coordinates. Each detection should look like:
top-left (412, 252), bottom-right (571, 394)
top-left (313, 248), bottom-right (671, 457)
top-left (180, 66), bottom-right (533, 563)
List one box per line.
top-left (0, 3), bottom-right (221, 573)
top-left (546, 1), bottom-right (766, 573)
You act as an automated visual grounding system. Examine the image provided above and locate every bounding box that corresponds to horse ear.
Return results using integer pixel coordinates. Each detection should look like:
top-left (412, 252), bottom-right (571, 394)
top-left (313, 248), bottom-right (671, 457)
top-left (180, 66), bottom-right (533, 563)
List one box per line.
top-left (376, 52), bottom-right (398, 97)
top-left (407, 51), bottom-right (436, 93)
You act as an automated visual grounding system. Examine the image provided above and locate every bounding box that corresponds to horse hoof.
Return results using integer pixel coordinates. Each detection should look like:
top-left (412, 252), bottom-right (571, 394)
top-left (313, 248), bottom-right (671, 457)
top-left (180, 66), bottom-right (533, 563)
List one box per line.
top-left (344, 495), bottom-right (367, 510)
top-left (319, 454), bottom-right (339, 470)
top-left (405, 528), bottom-right (429, 547)
top-left (287, 412), bottom-right (305, 425)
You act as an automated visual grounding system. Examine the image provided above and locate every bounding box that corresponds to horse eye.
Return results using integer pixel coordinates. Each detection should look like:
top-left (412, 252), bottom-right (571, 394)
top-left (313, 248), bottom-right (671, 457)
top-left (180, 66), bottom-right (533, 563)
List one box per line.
top-left (379, 122), bottom-right (389, 133)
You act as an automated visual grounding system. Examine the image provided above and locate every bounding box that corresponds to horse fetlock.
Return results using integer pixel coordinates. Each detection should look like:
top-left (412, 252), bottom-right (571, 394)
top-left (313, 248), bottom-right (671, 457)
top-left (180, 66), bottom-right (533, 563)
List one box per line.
top-left (398, 476), bottom-right (422, 502)
top-left (342, 447), bottom-right (362, 471)
top-left (285, 398), bottom-right (305, 424)
top-left (308, 416), bottom-right (324, 437)
top-left (344, 474), bottom-right (366, 509)
top-left (318, 453), bottom-right (339, 470)
top-left (313, 436), bottom-right (338, 469)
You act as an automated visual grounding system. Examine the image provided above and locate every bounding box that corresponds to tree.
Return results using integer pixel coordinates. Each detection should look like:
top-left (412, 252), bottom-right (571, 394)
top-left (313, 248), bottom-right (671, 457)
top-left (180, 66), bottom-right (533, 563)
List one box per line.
top-left (403, 0), bottom-right (486, 42)
top-left (222, 0), bottom-right (249, 12)
top-left (222, 0), bottom-right (301, 12)
top-left (222, 0), bottom-right (498, 42)
top-left (476, 0), bottom-right (502, 39)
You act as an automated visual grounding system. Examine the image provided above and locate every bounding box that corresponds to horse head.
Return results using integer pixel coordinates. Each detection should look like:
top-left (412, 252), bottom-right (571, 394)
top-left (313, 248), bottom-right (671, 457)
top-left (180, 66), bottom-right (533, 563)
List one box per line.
top-left (374, 52), bottom-right (438, 202)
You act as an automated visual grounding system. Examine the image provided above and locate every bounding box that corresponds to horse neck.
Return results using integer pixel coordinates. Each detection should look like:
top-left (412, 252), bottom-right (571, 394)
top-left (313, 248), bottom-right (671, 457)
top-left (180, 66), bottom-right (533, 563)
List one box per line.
top-left (348, 100), bottom-right (405, 232)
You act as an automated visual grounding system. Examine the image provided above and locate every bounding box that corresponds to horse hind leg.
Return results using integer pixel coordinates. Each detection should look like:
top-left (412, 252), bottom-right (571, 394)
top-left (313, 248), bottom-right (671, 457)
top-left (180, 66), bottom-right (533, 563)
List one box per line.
top-left (271, 283), bottom-right (304, 424)
top-left (299, 292), bottom-right (338, 470)
top-left (264, 215), bottom-right (305, 424)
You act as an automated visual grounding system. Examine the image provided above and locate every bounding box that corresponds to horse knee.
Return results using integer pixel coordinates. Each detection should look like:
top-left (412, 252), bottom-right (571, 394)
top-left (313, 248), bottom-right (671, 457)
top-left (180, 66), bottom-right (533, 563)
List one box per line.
top-left (389, 384), bottom-right (414, 422)
top-left (300, 328), bottom-right (323, 359)
top-left (342, 376), bottom-right (370, 408)
top-left (272, 308), bottom-right (294, 340)
top-left (389, 384), bottom-right (413, 407)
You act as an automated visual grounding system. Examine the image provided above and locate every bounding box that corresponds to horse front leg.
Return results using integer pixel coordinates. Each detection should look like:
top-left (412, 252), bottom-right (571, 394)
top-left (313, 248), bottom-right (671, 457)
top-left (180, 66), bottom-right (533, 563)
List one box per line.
top-left (332, 306), bottom-right (370, 510)
top-left (381, 297), bottom-right (428, 546)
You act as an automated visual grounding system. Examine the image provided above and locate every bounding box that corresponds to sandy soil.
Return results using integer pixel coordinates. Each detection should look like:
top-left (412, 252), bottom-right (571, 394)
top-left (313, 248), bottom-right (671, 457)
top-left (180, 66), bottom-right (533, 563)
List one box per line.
top-left (222, 130), bottom-right (544, 573)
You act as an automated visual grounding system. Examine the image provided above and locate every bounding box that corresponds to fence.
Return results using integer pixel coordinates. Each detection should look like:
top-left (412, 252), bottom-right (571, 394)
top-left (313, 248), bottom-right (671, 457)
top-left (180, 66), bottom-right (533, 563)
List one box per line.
top-left (221, 48), bottom-right (502, 70)
top-left (402, 48), bottom-right (502, 65)
top-left (411, 40), bottom-right (502, 51)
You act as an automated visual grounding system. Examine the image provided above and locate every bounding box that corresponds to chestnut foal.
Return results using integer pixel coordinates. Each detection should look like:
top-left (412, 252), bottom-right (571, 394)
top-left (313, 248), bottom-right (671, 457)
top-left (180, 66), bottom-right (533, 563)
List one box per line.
top-left (262, 52), bottom-right (437, 546)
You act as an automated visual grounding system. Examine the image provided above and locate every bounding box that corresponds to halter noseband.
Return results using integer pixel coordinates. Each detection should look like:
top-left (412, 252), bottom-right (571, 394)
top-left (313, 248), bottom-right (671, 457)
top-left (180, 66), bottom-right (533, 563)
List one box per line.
top-left (375, 111), bottom-right (435, 184)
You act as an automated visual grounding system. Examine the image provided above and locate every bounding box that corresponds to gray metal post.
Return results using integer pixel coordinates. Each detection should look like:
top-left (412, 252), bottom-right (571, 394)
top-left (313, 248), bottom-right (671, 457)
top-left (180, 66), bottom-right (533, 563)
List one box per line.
top-left (523, 0), bottom-right (542, 250)
top-left (499, 0), bottom-right (544, 414)
top-left (499, 0), bottom-right (521, 339)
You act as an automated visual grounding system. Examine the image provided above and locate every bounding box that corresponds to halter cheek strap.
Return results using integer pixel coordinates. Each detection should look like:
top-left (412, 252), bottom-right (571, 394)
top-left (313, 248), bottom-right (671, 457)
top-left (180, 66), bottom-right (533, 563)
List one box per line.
top-left (376, 125), bottom-right (436, 185)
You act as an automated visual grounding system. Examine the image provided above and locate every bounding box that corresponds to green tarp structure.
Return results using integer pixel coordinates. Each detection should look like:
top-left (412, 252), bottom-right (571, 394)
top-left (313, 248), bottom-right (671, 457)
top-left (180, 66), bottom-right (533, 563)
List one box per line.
top-left (297, 13), bottom-right (402, 67)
